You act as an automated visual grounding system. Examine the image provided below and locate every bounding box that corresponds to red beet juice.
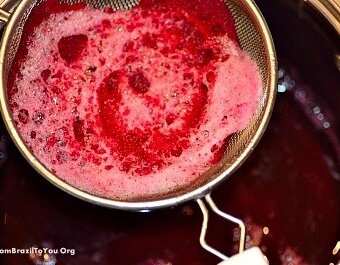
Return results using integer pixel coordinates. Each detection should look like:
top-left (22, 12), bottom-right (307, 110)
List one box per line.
top-left (8, 0), bottom-right (261, 200)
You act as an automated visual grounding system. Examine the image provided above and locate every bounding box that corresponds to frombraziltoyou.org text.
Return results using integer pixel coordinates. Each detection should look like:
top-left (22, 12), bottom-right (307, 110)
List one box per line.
top-left (0, 247), bottom-right (75, 255)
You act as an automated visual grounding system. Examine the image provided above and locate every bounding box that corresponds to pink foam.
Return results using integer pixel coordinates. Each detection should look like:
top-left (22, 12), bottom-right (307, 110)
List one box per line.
top-left (9, 7), bottom-right (261, 200)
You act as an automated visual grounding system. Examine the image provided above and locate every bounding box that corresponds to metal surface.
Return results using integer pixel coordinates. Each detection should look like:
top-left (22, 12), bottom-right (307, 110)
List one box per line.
top-left (61, 0), bottom-right (139, 10)
top-left (0, 8), bottom-right (9, 22)
top-left (308, 0), bottom-right (340, 34)
top-left (197, 194), bottom-right (246, 260)
top-left (0, 0), bottom-right (277, 210)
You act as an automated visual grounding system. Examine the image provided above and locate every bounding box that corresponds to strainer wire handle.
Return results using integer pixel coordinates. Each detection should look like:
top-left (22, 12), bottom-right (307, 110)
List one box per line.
top-left (0, 0), bottom-right (27, 26)
top-left (197, 194), bottom-right (246, 261)
top-left (0, 8), bottom-right (10, 23)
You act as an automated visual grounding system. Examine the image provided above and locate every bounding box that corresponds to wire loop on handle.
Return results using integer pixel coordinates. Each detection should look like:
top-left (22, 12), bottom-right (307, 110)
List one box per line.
top-left (0, 8), bottom-right (10, 23)
top-left (197, 194), bottom-right (246, 261)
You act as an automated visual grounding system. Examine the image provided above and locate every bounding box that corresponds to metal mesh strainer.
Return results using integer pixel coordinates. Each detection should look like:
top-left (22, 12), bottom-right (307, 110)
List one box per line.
top-left (0, 0), bottom-right (276, 261)
top-left (0, 0), bottom-right (277, 208)
top-left (62, 0), bottom-right (140, 10)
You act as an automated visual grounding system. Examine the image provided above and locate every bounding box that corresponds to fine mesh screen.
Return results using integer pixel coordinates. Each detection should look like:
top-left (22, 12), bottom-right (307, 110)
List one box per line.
top-left (3, 0), bottom-right (274, 201)
top-left (62, 0), bottom-right (139, 10)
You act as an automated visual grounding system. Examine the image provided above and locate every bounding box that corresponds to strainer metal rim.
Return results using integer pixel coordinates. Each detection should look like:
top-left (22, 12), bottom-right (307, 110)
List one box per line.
top-left (0, 0), bottom-right (277, 211)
